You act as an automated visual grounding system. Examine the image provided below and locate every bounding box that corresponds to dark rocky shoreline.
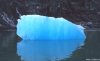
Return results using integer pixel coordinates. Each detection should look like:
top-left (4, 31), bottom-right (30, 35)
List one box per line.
top-left (0, 0), bottom-right (100, 29)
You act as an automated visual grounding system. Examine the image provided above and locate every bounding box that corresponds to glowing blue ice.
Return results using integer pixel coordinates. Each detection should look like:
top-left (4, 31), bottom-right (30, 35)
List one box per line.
top-left (17, 15), bottom-right (86, 61)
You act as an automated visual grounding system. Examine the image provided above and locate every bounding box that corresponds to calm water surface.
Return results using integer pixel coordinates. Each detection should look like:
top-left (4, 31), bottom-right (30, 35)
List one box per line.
top-left (0, 30), bottom-right (100, 61)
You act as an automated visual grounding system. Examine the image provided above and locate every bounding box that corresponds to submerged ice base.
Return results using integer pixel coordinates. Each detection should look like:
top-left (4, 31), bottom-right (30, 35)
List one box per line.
top-left (17, 15), bottom-right (86, 61)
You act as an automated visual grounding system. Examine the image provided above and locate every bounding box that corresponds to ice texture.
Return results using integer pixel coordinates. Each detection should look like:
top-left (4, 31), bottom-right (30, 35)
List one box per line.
top-left (17, 15), bottom-right (86, 61)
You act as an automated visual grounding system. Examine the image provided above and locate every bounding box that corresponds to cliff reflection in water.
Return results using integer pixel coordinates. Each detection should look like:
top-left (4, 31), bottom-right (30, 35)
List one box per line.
top-left (0, 30), bottom-right (21, 61)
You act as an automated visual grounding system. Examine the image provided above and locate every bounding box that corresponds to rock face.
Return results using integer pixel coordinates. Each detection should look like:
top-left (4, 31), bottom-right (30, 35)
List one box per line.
top-left (0, 0), bottom-right (100, 29)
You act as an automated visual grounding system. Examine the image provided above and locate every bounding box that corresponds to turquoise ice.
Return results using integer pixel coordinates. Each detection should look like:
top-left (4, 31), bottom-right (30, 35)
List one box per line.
top-left (17, 15), bottom-right (86, 61)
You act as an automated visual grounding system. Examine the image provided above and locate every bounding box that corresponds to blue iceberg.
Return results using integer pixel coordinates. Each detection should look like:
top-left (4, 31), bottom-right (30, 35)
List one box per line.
top-left (17, 15), bottom-right (86, 61)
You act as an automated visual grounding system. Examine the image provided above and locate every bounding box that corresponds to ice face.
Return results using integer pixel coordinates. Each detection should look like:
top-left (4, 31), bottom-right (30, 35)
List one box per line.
top-left (16, 15), bottom-right (86, 61)
top-left (17, 15), bottom-right (86, 40)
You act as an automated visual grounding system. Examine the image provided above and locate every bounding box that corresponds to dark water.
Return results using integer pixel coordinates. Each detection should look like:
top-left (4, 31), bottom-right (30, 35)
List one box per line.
top-left (0, 30), bottom-right (100, 61)
top-left (0, 30), bottom-right (21, 61)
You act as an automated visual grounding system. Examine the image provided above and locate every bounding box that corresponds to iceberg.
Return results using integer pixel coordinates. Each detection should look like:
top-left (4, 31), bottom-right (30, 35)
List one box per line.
top-left (17, 15), bottom-right (86, 61)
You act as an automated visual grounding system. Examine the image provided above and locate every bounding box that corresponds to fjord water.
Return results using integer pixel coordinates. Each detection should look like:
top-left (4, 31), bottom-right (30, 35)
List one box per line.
top-left (0, 30), bottom-right (100, 61)
top-left (0, 31), bottom-right (20, 61)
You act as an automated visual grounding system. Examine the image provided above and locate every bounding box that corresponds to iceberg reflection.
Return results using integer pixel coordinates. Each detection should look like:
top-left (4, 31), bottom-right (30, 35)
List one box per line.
top-left (17, 39), bottom-right (85, 61)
